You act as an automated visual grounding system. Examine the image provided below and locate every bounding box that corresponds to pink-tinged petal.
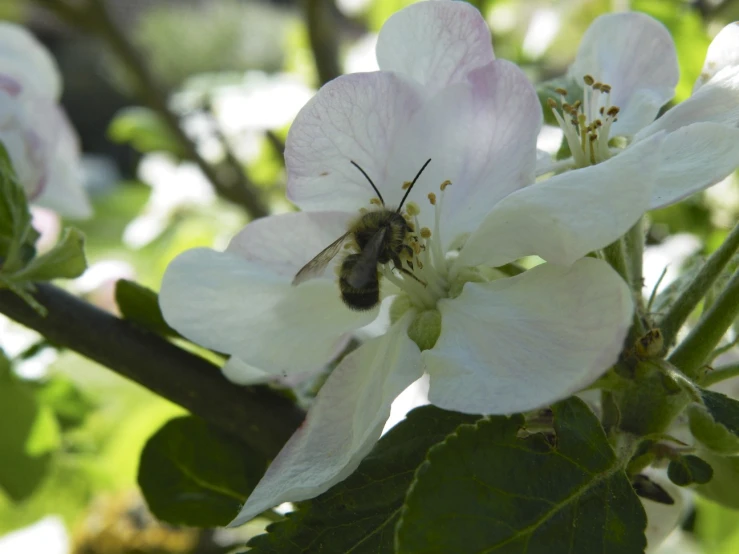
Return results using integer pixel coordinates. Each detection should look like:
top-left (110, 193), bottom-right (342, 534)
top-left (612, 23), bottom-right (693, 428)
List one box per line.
top-left (455, 132), bottom-right (663, 269)
top-left (568, 13), bottom-right (678, 137)
top-left (382, 60), bottom-right (541, 246)
top-left (637, 70), bottom-right (739, 138)
top-left (230, 313), bottom-right (422, 526)
top-left (694, 22), bottom-right (739, 91)
top-left (0, 22), bottom-right (61, 99)
top-left (424, 258), bottom-right (632, 414)
top-left (31, 104), bottom-right (91, 218)
top-left (227, 210), bottom-right (355, 278)
top-left (376, 0), bottom-right (494, 94)
top-left (159, 246), bottom-right (374, 376)
top-left (650, 122), bottom-right (739, 209)
top-left (285, 72), bottom-right (423, 212)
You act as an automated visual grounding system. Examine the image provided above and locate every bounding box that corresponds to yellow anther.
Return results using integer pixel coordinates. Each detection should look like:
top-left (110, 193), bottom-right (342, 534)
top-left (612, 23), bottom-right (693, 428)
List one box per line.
top-left (601, 84), bottom-right (612, 93)
top-left (428, 192), bottom-right (437, 205)
top-left (402, 180), bottom-right (412, 190)
top-left (583, 75), bottom-right (595, 86)
top-left (554, 87), bottom-right (568, 96)
top-left (405, 201), bottom-right (420, 216)
top-left (440, 180), bottom-right (451, 191)
top-left (593, 82), bottom-right (603, 91)
top-left (607, 106), bottom-right (620, 117)
top-left (370, 197), bottom-right (382, 206)
top-left (547, 98), bottom-right (558, 108)
top-left (420, 227), bottom-right (432, 239)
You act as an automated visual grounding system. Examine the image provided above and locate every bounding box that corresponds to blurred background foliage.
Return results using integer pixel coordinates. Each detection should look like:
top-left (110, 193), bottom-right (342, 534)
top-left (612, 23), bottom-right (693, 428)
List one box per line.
top-left (1, 0), bottom-right (738, 552)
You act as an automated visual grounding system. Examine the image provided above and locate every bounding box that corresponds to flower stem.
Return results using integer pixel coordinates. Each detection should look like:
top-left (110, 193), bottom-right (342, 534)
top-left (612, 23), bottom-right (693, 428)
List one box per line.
top-left (603, 237), bottom-right (645, 339)
top-left (660, 222), bottom-right (739, 349)
top-left (669, 266), bottom-right (739, 380)
top-left (624, 217), bottom-right (645, 299)
top-left (700, 363), bottom-right (739, 387)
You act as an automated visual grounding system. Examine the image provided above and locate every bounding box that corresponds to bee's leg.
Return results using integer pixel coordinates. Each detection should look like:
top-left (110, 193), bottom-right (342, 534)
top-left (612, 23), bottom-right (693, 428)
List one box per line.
top-left (391, 254), bottom-right (426, 286)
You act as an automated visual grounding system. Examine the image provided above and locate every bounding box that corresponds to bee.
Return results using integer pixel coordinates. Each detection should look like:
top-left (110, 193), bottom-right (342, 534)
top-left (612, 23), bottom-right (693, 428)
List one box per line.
top-left (292, 159), bottom-right (432, 311)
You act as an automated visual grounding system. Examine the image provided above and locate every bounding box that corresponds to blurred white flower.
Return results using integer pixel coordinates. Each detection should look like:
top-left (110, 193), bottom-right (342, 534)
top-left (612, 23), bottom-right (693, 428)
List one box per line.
top-left (0, 516), bottom-right (68, 554)
top-left (124, 153), bottom-right (216, 248)
top-left (0, 23), bottom-right (90, 218)
top-left (542, 14), bottom-right (739, 209)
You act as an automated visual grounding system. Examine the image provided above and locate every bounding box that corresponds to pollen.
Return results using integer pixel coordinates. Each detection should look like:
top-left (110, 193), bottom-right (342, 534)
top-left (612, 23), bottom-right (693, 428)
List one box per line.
top-left (428, 192), bottom-right (437, 205)
top-left (370, 197), bottom-right (382, 206)
top-left (405, 201), bottom-right (421, 216)
top-left (402, 180), bottom-right (412, 190)
top-left (420, 227), bottom-right (432, 238)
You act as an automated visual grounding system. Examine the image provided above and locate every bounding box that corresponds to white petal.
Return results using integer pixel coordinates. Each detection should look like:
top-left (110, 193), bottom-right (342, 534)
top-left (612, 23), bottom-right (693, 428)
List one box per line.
top-left (376, 0), bottom-right (494, 94)
top-left (641, 468), bottom-right (687, 552)
top-left (230, 313), bottom-right (422, 525)
top-left (694, 22), bottom-right (739, 91)
top-left (221, 357), bottom-right (273, 385)
top-left (159, 247), bottom-right (373, 375)
top-left (650, 122), bottom-right (739, 209)
top-left (382, 60), bottom-right (541, 246)
top-left (285, 72), bottom-right (423, 212)
top-left (226, 210), bottom-right (355, 278)
top-left (424, 258), bottom-right (632, 414)
top-left (456, 132), bottom-right (664, 269)
top-left (568, 13), bottom-right (678, 137)
top-left (0, 22), bottom-right (61, 99)
top-left (637, 65), bottom-right (739, 139)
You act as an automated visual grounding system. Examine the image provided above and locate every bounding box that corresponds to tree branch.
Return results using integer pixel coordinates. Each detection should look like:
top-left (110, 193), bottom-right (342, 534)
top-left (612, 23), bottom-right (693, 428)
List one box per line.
top-left (304, 0), bottom-right (342, 86)
top-left (33, 0), bottom-right (270, 219)
top-left (0, 283), bottom-right (304, 459)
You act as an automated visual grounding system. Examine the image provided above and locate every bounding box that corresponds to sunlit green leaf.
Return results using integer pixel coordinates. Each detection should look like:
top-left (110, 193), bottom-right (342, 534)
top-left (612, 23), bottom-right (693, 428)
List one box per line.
top-left (248, 406), bottom-right (481, 554)
top-left (34, 376), bottom-right (97, 431)
top-left (138, 416), bottom-right (268, 527)
top-left (0, 370), bottom-right (61, 501)
top-left (108, 107), bottom-right (185, 156)
top-left (694, 449), bottom-right (739, 510)
top-left (396, 397), bottom-right (647, 554)
top-left (0, 142), bottom-right (37, 274)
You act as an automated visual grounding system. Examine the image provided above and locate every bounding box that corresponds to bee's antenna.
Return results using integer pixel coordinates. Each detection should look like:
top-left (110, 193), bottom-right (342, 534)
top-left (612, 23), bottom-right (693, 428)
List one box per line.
top-left (397, 158), bottom-right (432, 212)
top-left (351, 161), bottom-right (385, 206)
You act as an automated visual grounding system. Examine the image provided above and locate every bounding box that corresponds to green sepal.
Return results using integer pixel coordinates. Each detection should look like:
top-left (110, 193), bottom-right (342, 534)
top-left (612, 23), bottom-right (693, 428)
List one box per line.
top-left (668, 454), bottom-right (714, 486)
top-left (0, 141), bottom-right (38, 273)
top-left (396, 397), bottom-right (647, 554)
top-left (137, 416), bottom-right (268, 527)
top-left (689, 388), bottom-right (739, 454)
top-left (247, 406), bottom-right (481, 554)
top-left (115, 279), bottom-right (179, 337)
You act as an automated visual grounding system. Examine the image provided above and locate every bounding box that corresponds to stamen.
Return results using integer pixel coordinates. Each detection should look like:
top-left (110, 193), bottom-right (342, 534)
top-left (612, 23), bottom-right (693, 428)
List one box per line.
top-left (440, 180), bottom-right (451, 191)
top-left (428, 192), bottom-right (437, 205)
top-left (420, 227), bottom-right (432, 239)
top-left (370, 198), bottom-right (382, 206)
top-left (402, 180), bottom-right (412, 190)
top-left (405, 201), bottom-right (420, 216)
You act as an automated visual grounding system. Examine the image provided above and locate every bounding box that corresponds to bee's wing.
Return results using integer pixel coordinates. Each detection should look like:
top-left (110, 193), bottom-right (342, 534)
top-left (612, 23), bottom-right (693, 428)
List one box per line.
top-left (345, 228), bottom-right (387, 289)
top-left (292, 232), bottom-right (351, 286)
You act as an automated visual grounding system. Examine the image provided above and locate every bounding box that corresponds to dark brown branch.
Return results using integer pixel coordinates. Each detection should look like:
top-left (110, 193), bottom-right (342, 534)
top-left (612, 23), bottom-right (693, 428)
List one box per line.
top-left (33, 0), bottom-right (270, 219)
top-left (0, 283), bottom-right (304, 459)
top-left (304, 0), bottom-right (342, 86)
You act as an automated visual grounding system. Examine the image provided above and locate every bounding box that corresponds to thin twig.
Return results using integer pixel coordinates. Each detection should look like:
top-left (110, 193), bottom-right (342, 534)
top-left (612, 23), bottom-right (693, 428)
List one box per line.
top-left (33, 0), bottom-right (270, 219)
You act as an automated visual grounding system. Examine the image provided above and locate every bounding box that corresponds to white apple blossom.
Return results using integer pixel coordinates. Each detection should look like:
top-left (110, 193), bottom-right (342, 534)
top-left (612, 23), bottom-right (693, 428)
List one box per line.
top-left (160, 1), bottom-right (667, 523)
top-left (540, 13), bottom-right (739, 210)
top-left (0, 23), bottom-right (90, 218)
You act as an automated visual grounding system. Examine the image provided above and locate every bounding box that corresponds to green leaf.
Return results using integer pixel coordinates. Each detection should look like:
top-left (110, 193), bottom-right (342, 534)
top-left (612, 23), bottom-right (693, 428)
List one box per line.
top-left (247, 406), bottom-right (481, 554)
top-left (693, 449), bottom-right (739, 510)
top-left (0, 141), bottom-right (37, 273)
top-left (137, 415), bottom-right (268, 527)
top-left (34, 376), bottom-right (96, 431)
top-left (396, 397), bottom-right (647, 554)
top-left (115, 279), bottom-right (179, 337)
top-left (668, 454), bottom-right (714, 486)
top-left (0, 369), bottom-right (61, 501)
top-left (689, 388), bottom-right (739, 454)
top-left (108, 106), bottom-right (185, 156)
top-left (8, 228), bottom-right (87, 282)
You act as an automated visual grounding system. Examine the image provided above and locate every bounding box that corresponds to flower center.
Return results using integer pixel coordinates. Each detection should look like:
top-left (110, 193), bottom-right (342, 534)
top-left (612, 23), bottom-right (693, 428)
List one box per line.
top-left (379, 179), bottom-right (453, 310)
top-left (548, 75), bottom-right (621, 167)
